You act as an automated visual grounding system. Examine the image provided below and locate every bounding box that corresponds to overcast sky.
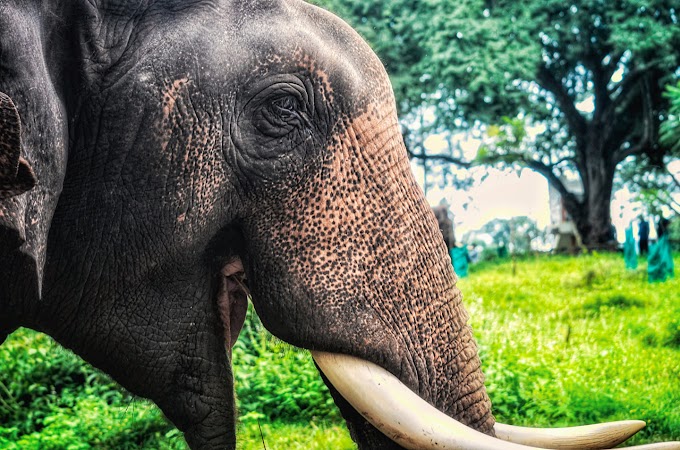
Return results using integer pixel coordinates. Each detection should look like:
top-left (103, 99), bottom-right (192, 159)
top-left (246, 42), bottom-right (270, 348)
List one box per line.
top-left (412, 163), bottom-right (551, 239)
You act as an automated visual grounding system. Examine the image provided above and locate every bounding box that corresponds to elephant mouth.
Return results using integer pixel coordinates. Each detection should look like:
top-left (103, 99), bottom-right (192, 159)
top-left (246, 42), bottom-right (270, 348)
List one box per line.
top-left (216, 260), bottom-right (673, 449)
top-left (217, 258), bottom-right (249, 351)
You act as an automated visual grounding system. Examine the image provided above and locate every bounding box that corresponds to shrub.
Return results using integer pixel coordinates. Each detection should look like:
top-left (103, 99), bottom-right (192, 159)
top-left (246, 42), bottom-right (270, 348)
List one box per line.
top-left (232, 306), bottom-right (341, 423)
top-left (580, 294), bottom-right (645, 317)
top-left (662, 317), bottom-right (680, 348)
top-left (0, 330), bottom-right (181, 449)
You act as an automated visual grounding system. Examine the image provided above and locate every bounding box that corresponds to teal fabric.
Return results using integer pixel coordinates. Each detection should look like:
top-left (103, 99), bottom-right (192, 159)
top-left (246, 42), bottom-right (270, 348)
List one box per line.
top-left (623, 225), bottom-right (638, 270)
top-left (451, 246), bottom-right (470, 278)
top-left (648, 235), bottom-right (675, 282)
top-left (497, 244), bottom-right (508, 259)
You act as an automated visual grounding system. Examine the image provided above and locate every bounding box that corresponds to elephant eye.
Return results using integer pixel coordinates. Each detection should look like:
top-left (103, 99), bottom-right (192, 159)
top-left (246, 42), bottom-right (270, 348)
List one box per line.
top-left (271, 95), bottom-right (301, 113)
top-left (244, 81), bottom-right (311, 138)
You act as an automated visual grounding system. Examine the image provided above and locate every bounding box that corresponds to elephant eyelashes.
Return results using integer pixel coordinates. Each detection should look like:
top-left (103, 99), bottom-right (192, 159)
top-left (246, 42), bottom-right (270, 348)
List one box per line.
top-left (271, 95), bottom-right (301, 114)
top-left (252, 96), bottom-right (308, 138)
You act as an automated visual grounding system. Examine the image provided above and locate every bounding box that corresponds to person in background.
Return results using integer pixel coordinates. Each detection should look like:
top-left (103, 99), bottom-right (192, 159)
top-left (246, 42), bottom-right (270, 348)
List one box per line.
top-left (657, 217), bottom-right (670, 238)
top-left (431, 204), bottom-right (472, 277)
top-left (638, 217), bottom-right (649, 255)
top-left (432, 205), bottom-right (454, 252)
top-left (623, 223), bottom-right (638, 270)
top-left (648, 216), bottom-right (674, 282)
top-left (451, 243), bottom-right (471, 278)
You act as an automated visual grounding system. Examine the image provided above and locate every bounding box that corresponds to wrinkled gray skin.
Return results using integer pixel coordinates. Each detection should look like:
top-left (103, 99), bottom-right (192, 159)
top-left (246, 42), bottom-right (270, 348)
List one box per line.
top-left (0, 1), bottom-right (494, 448)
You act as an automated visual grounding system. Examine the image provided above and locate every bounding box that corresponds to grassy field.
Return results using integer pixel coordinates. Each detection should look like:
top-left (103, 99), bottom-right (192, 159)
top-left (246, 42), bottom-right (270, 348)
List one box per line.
top-left (464, 254), bottom-right (680, 445)
top-left (0, 252), bottom-right (678, 449)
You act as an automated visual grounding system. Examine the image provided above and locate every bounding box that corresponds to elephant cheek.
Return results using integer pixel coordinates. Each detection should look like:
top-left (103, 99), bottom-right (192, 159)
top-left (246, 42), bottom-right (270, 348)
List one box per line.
top-left (218, 259), bottom-right (249, 350)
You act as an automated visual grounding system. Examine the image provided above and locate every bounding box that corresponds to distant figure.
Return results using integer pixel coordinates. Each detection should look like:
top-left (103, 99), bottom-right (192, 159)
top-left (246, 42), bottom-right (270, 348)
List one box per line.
top-left (623, 225), bottom-right (638, 270)
top-left (648, 217), bottom-right (674, 283)
top-left (552, 220), bottom-right (582, 254)
top-left (450, 244), bottom-right (471, 278)
top-left (657, 217), bottom-right (670, 238)
top-left (638, 217), bottom-right (649, 255)
top-left (432, 205), bottom-right (455, 251)
top-left (497, 242), bottom-right (508, 258)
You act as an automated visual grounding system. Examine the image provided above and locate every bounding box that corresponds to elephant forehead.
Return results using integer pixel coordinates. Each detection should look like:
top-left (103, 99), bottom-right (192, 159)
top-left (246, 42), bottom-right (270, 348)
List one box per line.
top-left (219, 0), bottom-right (389, 112)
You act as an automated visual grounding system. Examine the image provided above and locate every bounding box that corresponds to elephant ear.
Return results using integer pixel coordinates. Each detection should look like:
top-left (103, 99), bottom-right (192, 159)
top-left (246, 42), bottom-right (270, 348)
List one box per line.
top-left (0, 91), bottom-right (37, 199)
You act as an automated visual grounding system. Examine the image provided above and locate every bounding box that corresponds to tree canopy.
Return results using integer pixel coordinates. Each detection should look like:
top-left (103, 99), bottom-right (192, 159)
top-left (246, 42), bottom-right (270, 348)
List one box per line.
top-left (477, 216), bottom-right (541, 255)
top-left (313, 0), bottom-right (680, 248)
top-left (622, 81), bottom-right (680, 217)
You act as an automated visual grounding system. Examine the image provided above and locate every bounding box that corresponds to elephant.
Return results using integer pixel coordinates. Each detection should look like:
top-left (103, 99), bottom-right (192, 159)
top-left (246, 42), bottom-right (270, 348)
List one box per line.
top-left (433, 205), bottom-right (455, 251)
top-left (1, 1), bottom-right (678, 449)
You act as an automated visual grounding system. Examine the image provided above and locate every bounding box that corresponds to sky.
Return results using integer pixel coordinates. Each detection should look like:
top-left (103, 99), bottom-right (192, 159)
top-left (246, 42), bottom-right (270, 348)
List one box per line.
top-left (410, 129), bottom-right (553, 242)
top-left (412, 163), bottom-right (551, 239)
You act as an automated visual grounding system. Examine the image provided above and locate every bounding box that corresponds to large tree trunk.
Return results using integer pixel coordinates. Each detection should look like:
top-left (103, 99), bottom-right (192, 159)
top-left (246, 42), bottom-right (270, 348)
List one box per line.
top-left (561, 137), bottom-right (617, 250)
top-left (567, 194), bottom-right (615, 250)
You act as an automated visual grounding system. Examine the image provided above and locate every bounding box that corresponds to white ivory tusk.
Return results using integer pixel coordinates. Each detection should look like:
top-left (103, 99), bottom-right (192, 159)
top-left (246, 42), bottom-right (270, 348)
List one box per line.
top-left (313, 350), bottom-right (548, 450)
top-left (494, 420), bottom-right (645, 449)
top-left (312, 350), bottom-right (680, 450)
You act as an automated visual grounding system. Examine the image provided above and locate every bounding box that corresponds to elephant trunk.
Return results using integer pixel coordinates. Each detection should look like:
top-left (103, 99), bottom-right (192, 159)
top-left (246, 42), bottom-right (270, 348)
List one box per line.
top-left (242, 101), bottom-right (496, 446)
top-left (310, 109), bottom-right (495, 447)
top-left (304, 111), bottom-right (654, 450)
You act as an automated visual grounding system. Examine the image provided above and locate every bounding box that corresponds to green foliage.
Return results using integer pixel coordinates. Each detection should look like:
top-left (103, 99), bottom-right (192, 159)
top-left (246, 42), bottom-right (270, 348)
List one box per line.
top-left (579, 294), bottom-right (645, 317)
top-left (313, 0), bottom-right (680, 247)
top-left (232, 306), bottom-right (341, 423)
top-left (314, 0), bottom-right (680, 137)
top-left (638, 310), bottom-right (680, 349)
top-left (617, 78), bottom-right (680, 215)
top-left (0, 330), bottom-right (181, 449)
top-left (236, 422), bottom-right (354, 450)
top-left (660, 81), bottom-right (680, 156)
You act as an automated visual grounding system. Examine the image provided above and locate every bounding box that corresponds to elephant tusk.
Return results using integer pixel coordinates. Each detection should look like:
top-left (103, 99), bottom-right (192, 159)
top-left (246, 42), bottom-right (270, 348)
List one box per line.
top-left (494, 420), bottom-right (645, 449)
top-left (312, 350), bottom-right (545, 450)
top-left (312, 351), bottom-right (680, 450)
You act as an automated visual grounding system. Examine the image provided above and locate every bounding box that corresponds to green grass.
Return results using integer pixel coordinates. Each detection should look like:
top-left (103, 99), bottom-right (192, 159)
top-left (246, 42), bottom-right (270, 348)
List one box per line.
top-left (461, 253), bottom-right (680, 445)
top-left (0, 252), bottom-right (678, 448)
top-left (237, 422), bottom-right (354, 450)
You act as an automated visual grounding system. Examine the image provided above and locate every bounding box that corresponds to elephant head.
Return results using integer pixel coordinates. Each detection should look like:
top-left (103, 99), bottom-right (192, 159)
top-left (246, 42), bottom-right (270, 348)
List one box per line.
top-left (0, 1), bottom-right (676, 449)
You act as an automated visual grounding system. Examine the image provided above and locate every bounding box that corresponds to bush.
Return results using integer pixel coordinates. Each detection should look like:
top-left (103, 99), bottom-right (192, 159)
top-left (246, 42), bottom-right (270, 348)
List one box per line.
top-left (232, 306), bottom-right (341, 423)
top-left (0, 330), bottom-right (182, 449)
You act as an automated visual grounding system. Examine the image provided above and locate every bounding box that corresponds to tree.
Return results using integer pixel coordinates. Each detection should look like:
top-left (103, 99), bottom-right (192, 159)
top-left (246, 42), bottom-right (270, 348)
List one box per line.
top-left (478, 216), bottom-right (540, 255)
top-left (616, 81), bottom-right (680, 218)
top-left (660, 81), bottom-right (680, 158)
top-left (313, 0), bottom-right (680, 249)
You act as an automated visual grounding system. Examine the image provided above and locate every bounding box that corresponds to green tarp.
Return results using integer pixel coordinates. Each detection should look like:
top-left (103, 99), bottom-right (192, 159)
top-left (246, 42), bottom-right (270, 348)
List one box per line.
top-left (623, 226), bottom-right (638, 270)
top-left (450, 246), bottom-right (470, 278)
top-left (648, 235), bottom-right (675, 283)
